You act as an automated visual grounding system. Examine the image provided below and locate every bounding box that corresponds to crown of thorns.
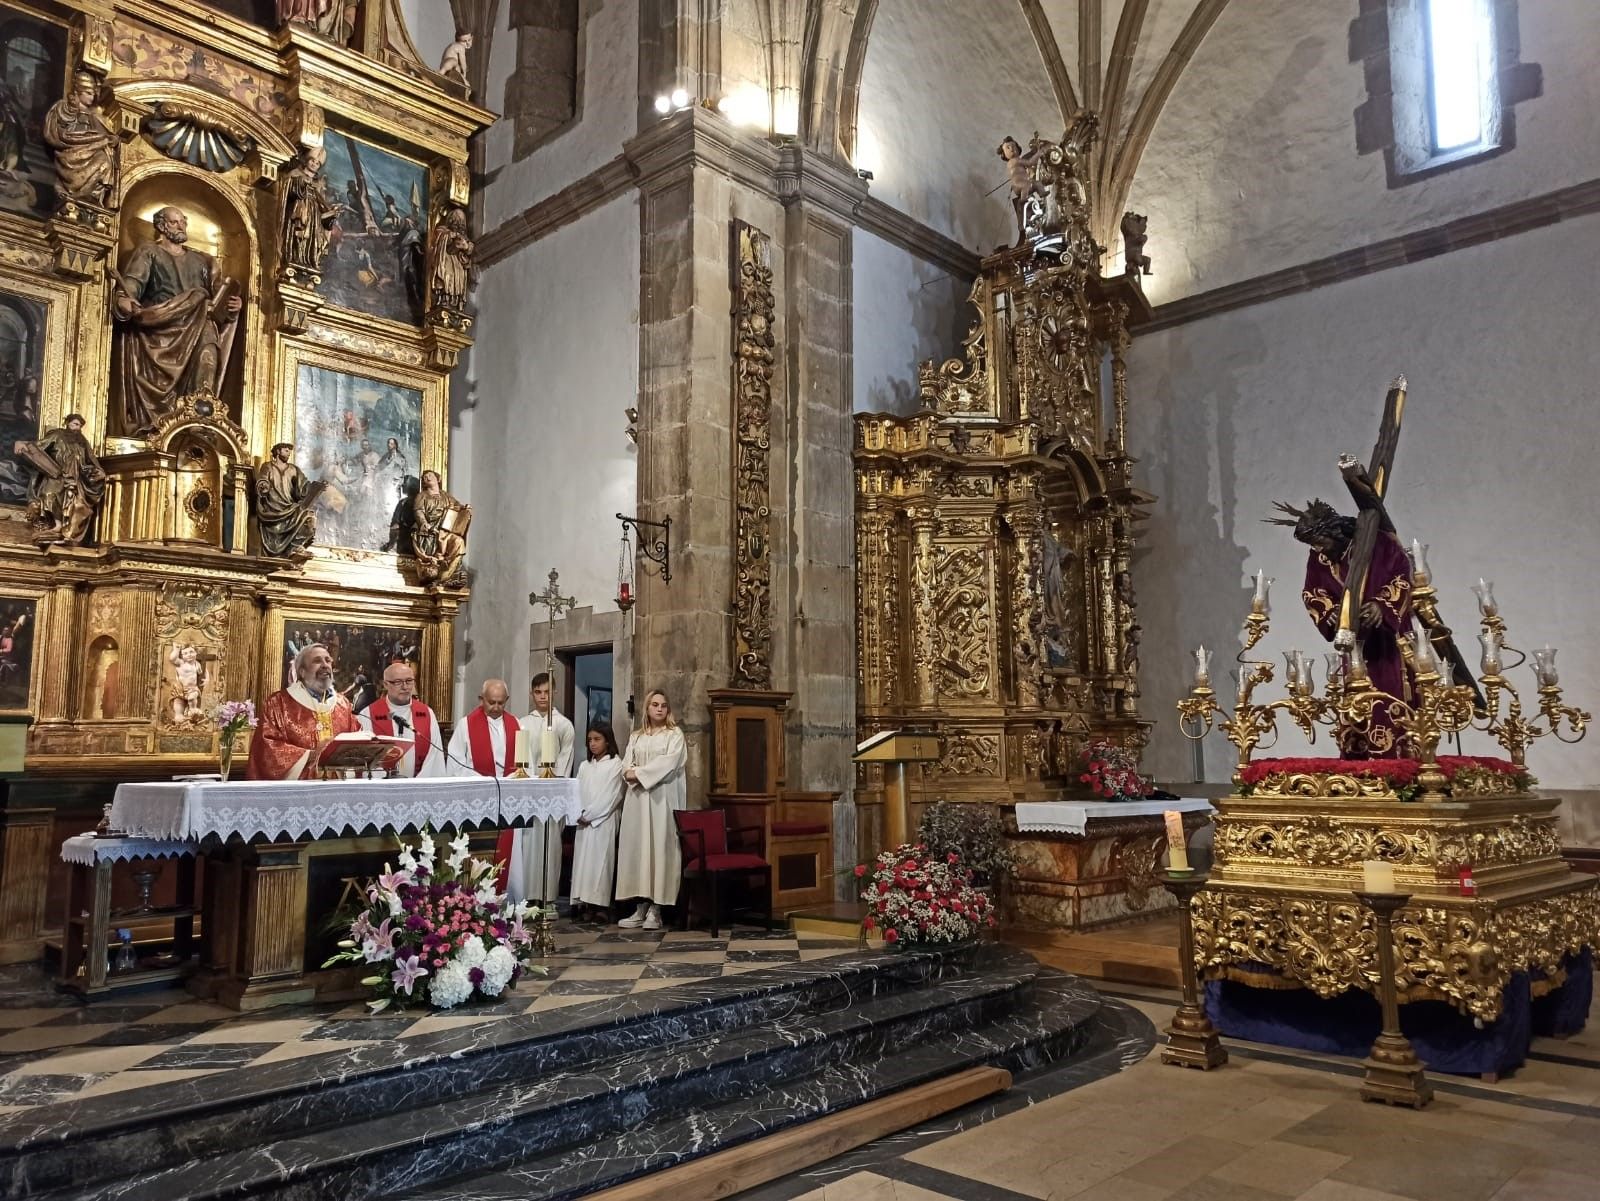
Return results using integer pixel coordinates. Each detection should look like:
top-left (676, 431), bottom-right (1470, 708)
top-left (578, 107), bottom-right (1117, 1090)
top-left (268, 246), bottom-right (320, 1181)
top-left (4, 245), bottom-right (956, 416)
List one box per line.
top-left (1265, 499), bottom-right (1356, 544)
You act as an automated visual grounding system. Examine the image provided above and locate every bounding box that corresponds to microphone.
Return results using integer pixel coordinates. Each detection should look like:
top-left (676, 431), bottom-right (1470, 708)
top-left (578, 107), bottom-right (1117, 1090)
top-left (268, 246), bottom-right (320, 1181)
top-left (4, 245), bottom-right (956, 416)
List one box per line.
top-left (392, 712), bottom-right (411, 734)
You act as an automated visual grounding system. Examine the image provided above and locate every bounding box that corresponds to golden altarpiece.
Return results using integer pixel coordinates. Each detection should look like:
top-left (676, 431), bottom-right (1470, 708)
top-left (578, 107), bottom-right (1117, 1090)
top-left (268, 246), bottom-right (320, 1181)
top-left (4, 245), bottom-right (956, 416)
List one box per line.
top-left (852, 118), bottom-right (1196, 928)
top-left (0, 0), bottom-right (491, 783)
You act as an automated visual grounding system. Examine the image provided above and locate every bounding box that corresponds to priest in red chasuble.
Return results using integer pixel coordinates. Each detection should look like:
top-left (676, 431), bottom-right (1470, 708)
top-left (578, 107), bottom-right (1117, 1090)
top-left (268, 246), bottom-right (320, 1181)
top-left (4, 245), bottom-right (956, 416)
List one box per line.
top-left (446, 678), bottom-right (520, 778)
top-left (357, 661), bottom-right (444, 777)
top-left (246, 643), bottom-right (362, 779)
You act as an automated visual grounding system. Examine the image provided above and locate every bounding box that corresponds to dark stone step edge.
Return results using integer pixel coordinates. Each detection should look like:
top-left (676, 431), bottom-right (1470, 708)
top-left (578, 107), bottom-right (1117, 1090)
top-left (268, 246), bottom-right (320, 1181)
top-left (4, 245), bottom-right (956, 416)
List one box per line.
top-left (405, 972), bottom-right (1104, 1201)
top-left (55, 960), bottom-right (1046, 1201)
top-left (0, 946), bottom-right (980, 1195)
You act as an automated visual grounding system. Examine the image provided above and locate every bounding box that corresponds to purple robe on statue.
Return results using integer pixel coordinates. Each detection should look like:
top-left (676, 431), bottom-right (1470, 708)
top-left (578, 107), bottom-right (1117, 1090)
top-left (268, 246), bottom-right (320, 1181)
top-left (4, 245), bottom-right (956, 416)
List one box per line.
top-left (1301, 530), bottom-right (1413, 757)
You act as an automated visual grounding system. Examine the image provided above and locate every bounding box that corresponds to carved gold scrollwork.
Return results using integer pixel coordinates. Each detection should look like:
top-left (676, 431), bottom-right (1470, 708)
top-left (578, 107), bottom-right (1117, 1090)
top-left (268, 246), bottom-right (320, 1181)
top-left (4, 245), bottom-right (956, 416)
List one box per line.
top-left (940, 732), bottom-right (1000, 776)
top-left (933, 545), bottom-right (991, 696)
top-left (731, 221), bottom-right (775, 689)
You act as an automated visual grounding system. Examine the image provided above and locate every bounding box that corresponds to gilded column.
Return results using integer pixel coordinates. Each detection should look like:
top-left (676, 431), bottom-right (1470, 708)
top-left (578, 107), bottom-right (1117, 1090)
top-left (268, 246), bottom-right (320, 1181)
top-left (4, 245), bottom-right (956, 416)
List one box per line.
top-left (122, 587), bottom-right (160, 726)
top-left (1106, 304), bottom-right (1131, 456)
top-left (907, 502), bottom-right (938, 708)
top-left (730, 220), bottom-right (775, 690)
top-left (37, 583), bottom-right (82, 721)
top-left (855, 499), bottom-right (885, 711)
top-left (1006, 486), bottom-right (1044, 710)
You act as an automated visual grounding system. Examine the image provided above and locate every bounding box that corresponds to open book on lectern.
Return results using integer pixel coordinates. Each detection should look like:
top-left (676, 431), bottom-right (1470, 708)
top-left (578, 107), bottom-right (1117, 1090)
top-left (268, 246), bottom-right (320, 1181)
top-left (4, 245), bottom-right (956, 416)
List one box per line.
top-left (316, 731), bottom-right (410, 774)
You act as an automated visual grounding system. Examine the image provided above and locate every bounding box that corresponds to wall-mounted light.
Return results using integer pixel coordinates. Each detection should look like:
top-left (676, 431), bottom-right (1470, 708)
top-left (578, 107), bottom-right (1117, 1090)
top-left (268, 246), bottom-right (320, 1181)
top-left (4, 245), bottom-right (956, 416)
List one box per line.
top-left (856, 168), bottom-right (874, 181)
top-left (617, 512), bottom-right (672, 584)
top-left (654, 89), bottom-right (695, 118)
top-left (624, 406), bottom-right (639, 443)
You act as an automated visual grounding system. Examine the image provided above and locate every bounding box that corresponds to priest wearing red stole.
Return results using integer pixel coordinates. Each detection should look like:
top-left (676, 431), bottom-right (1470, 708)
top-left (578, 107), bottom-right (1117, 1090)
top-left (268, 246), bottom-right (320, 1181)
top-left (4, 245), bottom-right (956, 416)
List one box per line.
top-left (246, 643), bottom-right (361, 779)
top-left (446, 678), bottom-right (520, 778)
top-left (356, 661), bottom-right (444, 777)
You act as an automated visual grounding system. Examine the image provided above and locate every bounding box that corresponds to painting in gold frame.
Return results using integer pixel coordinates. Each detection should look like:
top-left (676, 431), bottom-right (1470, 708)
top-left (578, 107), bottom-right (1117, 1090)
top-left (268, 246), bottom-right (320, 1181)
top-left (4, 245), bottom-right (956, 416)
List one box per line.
top-left (0, 3), bottom-right (68, 222)
top-left (279, 618), bottom-right (421, 713)
top-left (0, 593), bottom-right (35, 711)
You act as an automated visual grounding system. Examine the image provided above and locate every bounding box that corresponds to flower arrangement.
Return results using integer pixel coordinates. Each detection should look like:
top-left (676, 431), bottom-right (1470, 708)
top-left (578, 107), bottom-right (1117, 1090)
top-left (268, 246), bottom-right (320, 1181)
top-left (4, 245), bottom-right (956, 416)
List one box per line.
top-left (322, 829), bottom-right (549, 1011)
top-left (213, 700), bottom-right (257, 781)
top-left (1075, 738), bottom-right (1152, 801)
top-left (1236, 755), bottom-right (1534, 801)
top-left (854, 843), bottom-right (995, 946)
top-left (917, 801), bottom-right (1012, 885)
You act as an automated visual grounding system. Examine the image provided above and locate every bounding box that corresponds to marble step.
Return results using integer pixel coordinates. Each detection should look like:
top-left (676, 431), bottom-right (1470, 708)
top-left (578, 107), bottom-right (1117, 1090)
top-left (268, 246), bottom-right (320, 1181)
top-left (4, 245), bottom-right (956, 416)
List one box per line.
top-left (405, 969), bottom-right (1101, 1201)
top-left (29, 950), bottom-right (1051, 1201)
top-left (1, 948), bottom-right (965, 1198)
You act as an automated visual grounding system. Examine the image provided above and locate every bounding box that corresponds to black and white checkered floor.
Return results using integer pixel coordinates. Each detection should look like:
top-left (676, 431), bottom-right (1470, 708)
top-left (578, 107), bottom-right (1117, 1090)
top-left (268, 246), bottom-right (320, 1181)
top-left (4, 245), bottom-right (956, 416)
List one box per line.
top-left (0, 923), bottom-right (861, 1114)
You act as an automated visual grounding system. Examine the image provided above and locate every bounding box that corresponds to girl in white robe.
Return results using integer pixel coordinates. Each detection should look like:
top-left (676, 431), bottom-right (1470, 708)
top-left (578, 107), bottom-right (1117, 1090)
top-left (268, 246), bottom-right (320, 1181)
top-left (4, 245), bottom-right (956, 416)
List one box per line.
top-left (571, 723), bottom-right (625, 920)
top-left (615, 689), bottom-right (687, 930)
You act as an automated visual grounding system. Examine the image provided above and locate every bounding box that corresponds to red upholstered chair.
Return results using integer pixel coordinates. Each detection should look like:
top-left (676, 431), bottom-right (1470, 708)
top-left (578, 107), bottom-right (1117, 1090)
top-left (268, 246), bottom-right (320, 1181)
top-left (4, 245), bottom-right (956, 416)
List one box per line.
top-left (673, 809), bottom-right (772, 936)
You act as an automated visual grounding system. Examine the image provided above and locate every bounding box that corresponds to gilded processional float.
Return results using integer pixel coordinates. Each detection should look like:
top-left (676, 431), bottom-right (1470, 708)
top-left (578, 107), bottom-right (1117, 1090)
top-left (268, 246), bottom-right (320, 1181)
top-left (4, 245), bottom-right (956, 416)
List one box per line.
top-left (1176, 378), bottom-right (1596, 1076)
top-left (0, 0), bottom-right (491, 966)
top-left (852, 116), bottom-right (1200, 930)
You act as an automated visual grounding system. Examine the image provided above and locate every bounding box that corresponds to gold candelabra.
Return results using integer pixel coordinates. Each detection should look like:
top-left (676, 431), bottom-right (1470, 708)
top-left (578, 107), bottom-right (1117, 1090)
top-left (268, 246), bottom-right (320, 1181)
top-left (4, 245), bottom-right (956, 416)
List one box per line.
top-left (1177, 569), bottom-right (1588, 786)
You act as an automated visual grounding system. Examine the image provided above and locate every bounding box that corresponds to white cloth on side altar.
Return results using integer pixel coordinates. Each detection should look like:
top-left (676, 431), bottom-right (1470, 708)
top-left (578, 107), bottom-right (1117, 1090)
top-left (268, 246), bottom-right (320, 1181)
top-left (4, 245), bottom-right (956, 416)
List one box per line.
top-left (571, 755), bottom-right (625, 907)
top-left (445, 713), bottom-right (511, 777)
top-left (1012, 797), bottom-right (1214, 836)
top-left (505, 707), bottom-right (576, 905)
top-left (61, 833), bottom-right (196, 865)
top-left (615, 726), bottom-right (687, 906)
top-left (109, 776), bottom-right (579, 843)
top-left (356, 703), bottom-right (445, 778)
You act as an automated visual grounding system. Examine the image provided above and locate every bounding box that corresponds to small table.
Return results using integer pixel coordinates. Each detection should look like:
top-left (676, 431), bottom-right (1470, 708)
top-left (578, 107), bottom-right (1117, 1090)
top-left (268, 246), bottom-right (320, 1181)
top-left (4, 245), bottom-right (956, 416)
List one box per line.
top-left (59, 834), bottom-right (198, 995)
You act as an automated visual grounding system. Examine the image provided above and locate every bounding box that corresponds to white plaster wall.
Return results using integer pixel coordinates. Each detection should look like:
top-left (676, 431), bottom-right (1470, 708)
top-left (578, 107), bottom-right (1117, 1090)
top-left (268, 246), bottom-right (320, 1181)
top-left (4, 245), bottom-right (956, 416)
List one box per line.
top-left (1126, 209), bottom-right (1600, 790)
top-left (480, 0), bottom-right (639, 229)
top-left (855, 0), bottom-right (1061, 251)
top-left (851, 229), bottom-right (968, 414)
top-left (398, 0), bottom-right (458, 69)
top-left (1131, 0), bottom-right (1600, 301)
top-left (461, 194), bottom-right (640, 712)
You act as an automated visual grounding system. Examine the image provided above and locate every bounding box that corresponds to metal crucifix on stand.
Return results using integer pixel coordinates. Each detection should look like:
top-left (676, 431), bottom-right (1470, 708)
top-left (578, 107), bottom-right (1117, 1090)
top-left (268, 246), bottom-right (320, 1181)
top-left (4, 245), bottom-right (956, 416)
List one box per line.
top-left (529, 568), bottom-right (576, 777)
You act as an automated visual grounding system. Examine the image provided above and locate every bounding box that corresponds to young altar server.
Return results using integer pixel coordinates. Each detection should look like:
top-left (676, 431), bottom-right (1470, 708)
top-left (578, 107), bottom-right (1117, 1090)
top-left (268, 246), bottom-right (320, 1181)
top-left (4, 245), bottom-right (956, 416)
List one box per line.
top-left (356, 661), bottom-right (444, 777)
top-left (615, 689), bottom-right (687, 930)
top-left (570, 722), bottom-right (625, 921)
top-left (501, 672), bottom-right (577, 905)
top-left (446, 678), bottom-right (520, 776)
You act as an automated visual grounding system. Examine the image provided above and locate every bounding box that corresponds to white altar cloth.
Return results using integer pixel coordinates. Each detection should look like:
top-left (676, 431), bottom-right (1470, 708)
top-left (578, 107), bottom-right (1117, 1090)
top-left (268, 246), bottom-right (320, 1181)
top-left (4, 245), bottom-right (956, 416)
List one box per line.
top-left (110, 777), bottom-right (583, 844)
top-left (1012, 797), bottom-right (1214, 837)
top-left (60, 833), bottom-right (196, 866)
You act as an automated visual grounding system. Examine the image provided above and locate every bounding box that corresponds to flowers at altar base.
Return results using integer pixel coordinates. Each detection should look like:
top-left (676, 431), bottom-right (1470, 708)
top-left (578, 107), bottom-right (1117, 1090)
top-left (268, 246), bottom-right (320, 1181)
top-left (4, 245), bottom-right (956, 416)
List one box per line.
top-left (857, 843), bottom-right (995, 947)
top-left (1074, 738), bottom-right (1152, 802)
top-left (212, 700), bottom-right (257, 781)
top-left (323, 827), bottom-right (549, 1012)
top-left (1235, 755), bottom-right (1534, 801)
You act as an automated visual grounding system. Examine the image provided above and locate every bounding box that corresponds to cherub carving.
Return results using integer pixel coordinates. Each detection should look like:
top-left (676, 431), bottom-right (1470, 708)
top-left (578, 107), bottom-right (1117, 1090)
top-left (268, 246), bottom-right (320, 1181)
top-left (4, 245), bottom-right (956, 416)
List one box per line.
top-left (1121, 211), bottom-right (1152, 276)
top-left (439, 31), bottom-right (473, 94)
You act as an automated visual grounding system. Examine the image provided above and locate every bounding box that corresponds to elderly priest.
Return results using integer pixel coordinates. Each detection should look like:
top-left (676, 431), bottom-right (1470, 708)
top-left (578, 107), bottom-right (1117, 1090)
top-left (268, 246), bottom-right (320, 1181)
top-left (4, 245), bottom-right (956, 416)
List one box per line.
top-left (446, 678), bottom-right (520, 777)
top-left (357, 661), bottom-right (444, 777)
top-left (247, 643), bottom-right (361, 779)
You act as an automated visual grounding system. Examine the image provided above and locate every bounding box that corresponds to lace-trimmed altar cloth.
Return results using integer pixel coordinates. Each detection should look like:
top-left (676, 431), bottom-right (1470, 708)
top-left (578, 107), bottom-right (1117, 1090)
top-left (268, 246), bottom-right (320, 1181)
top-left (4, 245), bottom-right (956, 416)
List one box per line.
top-left (1012, 797), bottom-right (1213, 836)
top-left (60, 833), bottom-right (196, 865)
top-left (110, 776), bottom-right (582, 843)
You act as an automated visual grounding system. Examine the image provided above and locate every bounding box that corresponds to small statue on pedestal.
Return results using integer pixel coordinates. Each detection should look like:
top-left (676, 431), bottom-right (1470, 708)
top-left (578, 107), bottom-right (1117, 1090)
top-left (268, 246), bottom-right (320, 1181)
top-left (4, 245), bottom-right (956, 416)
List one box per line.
top-left (439, 31), bottom-right (474, 94)
top-left (1121, 211), bottom-right (1152, 276)
top-left (255, 441), bottom-right (319, 558)
top-left (412, 469), bottom-right (470, 586)
top-left (16, 412), bottom-right (105, 546)
top-left (427, 206), bottom-right (474, 317)
top-left (42, 72), bottom-right (117, 211)
top-left (997, 135), bottom-right (1044, 246)
top-left (280, 146), bottom-right (341, 282)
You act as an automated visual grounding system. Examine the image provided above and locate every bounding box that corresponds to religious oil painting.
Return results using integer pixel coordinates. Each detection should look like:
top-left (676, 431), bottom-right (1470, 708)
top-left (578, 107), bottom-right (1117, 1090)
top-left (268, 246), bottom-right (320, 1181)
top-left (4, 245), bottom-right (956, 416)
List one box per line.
top-left (317, 130), bottom-right (428, 326)
top-left (281, 620), bottom-right (421, 714)
top-left (294, 364), bottom-right (423, 552)
top-left (0, 287), bottom-right (45, 505)
top-left (0, 6), bottom-right (67, 221)
top-left (0, 594), bottom-right (35, 710)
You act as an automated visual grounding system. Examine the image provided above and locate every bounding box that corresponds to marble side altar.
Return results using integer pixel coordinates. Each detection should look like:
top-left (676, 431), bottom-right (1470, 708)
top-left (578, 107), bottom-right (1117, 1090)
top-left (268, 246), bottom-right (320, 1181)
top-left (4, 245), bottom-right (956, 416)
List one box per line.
top-left (1003, 798), bottom-right (1212, 929)
top-left (111, 777), bottom-right (580, 1009)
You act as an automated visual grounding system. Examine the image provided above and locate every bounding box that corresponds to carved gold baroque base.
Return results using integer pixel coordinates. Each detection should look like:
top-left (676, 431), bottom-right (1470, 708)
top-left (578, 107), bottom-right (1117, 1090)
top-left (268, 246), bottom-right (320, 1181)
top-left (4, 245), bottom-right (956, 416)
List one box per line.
top-left (1195, 790), bottom-right (1599, 1022)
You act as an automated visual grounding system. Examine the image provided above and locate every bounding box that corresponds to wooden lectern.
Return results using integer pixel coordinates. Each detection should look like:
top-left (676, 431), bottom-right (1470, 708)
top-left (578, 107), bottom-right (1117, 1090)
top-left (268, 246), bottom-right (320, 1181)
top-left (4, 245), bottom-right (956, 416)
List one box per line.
top-left (853, 730), bottom-right (942, 852)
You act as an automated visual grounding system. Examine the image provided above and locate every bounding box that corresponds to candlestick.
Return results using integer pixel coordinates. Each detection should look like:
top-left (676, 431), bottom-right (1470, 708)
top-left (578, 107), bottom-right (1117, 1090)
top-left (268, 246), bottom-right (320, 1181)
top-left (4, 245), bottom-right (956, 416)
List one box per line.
top-left (1283, 651), bottom-right (1300, 690)
top-left (1362, 860), bottom-right (1396, 893)
top-left (540, 726), bottom-right (557, 764)
top-left (1164, 810), bottom-right (1190, 873)
top-left (1252, 570), bottom-right (1272, 614)
top-left (1410, 619), bottom-right (1439, 675)
top-left (1479, 629), bottom-right (1502, 675)
top-left (1472, 578), bottom-right (1497, 618)
top-left (1160, 871), bottom-right (1227, 1070)
top-left (1193, 645), bottom-right (1212, 688)
top-left (1407, 539), bottom-right (1430, 585)
top-left (1296, 652), bottom-right (1315, 696)
top-left (1354, 890), bottom-right (1433, 1108)
top-left (514, 729), bottom-right (530, 765)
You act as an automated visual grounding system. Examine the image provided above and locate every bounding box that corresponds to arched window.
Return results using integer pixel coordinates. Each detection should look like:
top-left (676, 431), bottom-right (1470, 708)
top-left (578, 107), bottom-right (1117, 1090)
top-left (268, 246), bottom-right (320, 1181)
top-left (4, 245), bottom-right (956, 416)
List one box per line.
top-left (1350, 0), bottom-right (1542, 187)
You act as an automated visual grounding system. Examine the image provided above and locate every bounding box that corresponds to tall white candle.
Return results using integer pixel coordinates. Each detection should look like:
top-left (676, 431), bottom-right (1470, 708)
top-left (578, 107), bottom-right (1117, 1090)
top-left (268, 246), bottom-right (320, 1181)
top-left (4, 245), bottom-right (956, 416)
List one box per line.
top-left (1164, 811), bottom-right (1190, 873)
top-left (540, 726), bottom-right (557, 764)
top-left (514, 729), bottom-right (530, 765)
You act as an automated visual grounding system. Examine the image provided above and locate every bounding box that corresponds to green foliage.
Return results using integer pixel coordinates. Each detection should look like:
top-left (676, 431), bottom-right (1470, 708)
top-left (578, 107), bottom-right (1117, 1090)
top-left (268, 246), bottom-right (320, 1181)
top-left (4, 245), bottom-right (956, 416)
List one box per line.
top-left (917, 801), bottom-right (1012, 883)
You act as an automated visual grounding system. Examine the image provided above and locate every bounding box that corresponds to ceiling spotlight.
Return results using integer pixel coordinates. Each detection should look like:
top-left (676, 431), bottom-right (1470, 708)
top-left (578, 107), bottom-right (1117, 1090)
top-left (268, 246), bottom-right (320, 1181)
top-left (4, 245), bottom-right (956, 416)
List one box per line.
top-left (670, 88), bottom-right (689, 109)
top-left (856, 168), bottom-right (874, 181)
top-left (654, 94), bottom-right (671, 114)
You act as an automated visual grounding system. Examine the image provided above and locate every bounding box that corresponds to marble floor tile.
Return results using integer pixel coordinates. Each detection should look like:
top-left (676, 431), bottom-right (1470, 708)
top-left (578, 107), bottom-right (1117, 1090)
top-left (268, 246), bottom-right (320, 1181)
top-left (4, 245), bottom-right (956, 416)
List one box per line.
top-left (543, 978), bottom-right (637, 995)
top-left (1116, 1133), bottom-right (1254, 1191)
top-left (134, 1042), bottom-right (278, 1070)
top-left (1058, 1176), bottom-right (1174, 1201)
top-left (401, 1014), bottom-right (509, 1038)
top-left (130, 1001), bottom-right (238, 1025)
top-left (73, 1068), bottom-right (225, 1097)
top-left (647, 950), bottom-right (727, 964)
top-left (1488, 1166), bottom-right (1599, 1201)
top-left (9, 1042), bottom-right (170, 1076)
top-left (527, 992), bottom-right (601, 1012)
top-left (788, 1170), bottom-right (962, 1200)
top-left (184, 1018), bottom-right (325, 1045)
top-left (248, 1039), bottom-right (365, 1066)
top-left (0, 1073), bottom-right (108, 1105)
top-left (557, 962), bottom-right (648, 980)
top-left (36, 1004), bottom-right (166, 1026)
top-left (1207, 1138), bottom-right (1350, 1197)
top-left (0, 1023), bottom-right (121, 1053)
top-left (800, 947), bottom-right (860, 961)
top-left (1298, 1182), bottom-right (1432, 1201)
top-left (626, 978), bottom-right (682, 992)
top-left (0, 1007), bottom-right (67, 1030)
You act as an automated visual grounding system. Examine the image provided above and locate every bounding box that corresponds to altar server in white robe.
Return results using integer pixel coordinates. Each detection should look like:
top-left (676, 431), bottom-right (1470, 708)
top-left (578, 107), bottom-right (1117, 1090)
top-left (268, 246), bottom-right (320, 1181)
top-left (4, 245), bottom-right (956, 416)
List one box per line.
top-left (570, 722), bottom-right (625, 920)
top-left (356, 662), bottom-right (445, 777)
top-left (447, 679), bottom-right (519, 777)
top-left (615, 689), bottom-right (687, 930)
top-left (506, 672), bottom-right (576, 905)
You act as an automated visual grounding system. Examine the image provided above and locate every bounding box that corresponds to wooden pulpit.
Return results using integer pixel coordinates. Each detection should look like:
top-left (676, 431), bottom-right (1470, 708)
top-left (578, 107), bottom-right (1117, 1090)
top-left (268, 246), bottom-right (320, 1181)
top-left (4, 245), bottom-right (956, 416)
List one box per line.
top-left (853, 730), bottom-right (942, 853)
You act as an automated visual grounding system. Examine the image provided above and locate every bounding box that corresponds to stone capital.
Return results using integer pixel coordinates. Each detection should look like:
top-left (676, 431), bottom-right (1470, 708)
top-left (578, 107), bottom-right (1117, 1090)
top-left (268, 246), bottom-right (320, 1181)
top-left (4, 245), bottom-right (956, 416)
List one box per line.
top-left (624, 106), bottom-right (781, 198)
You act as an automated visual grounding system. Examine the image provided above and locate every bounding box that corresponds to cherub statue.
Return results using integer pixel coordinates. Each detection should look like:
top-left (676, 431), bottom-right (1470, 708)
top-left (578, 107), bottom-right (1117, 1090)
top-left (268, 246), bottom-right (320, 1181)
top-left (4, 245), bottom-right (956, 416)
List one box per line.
top-left (1121, 211), bottom-right (1152, 276)
top-left (168, 643), bottom-right (206, 725)
top-left (997, 135), bottom-right (1045, 245)
top-left (42, 72), bottom-right (117, 209)
top-left (439, 31), bottom-right (473, 94)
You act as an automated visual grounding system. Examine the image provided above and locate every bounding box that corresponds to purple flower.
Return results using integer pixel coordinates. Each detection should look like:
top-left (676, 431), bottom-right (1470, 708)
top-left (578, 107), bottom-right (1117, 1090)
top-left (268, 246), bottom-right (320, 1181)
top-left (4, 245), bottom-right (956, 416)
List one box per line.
top-left (405, 915), bottom-right (425, 931)
top-left (350, 911), bottom-right (374, 941)
top-left (390, 954), bottom-right (430, 996)
top-left (468, 967), bottom-right (485, 985)
top-left (361, 918), bottom-right (396, 962)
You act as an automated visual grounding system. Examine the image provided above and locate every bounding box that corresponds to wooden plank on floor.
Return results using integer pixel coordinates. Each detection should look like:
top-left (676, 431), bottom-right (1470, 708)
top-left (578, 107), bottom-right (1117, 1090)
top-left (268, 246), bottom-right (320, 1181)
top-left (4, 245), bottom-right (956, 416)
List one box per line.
top-left (585, 1066), bottom-right (1012, 1201)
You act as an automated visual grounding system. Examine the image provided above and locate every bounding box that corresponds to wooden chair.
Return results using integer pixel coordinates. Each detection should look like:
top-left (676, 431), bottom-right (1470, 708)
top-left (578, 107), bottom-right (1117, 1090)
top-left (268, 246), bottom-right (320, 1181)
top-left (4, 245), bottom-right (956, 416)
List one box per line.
top-left (673, 809), bottom-right (772, 937)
